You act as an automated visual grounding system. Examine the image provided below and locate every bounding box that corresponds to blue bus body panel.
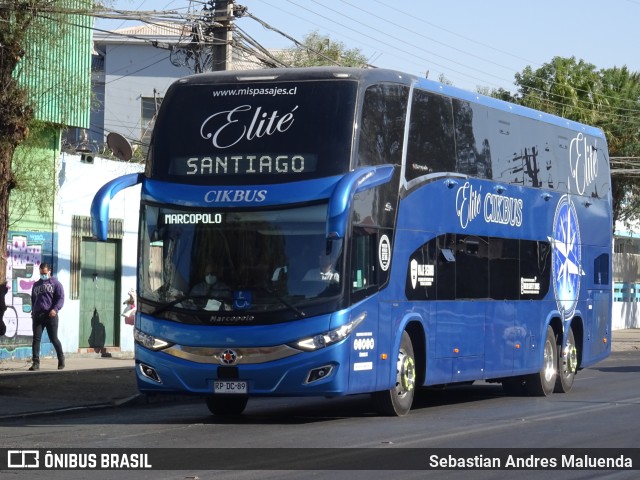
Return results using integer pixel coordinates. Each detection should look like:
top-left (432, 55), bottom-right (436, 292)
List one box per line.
top-left (141, 165), bottom-right (393, 218)
top-left (134, 171), bottom-right (612, 395)
top-left (388, 175), bottom-right (611, 383)
top-left (141, 176), bottom-right (341, 207)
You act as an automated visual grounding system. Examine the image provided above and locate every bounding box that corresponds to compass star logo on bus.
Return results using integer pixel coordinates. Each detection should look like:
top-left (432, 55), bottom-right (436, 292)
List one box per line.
top-left (548, 194), bottom-right (584, 320)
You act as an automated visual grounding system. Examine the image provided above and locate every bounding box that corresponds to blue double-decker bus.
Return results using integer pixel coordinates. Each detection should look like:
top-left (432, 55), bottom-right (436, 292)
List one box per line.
top-left (92, 67), bottom-right (612, 416)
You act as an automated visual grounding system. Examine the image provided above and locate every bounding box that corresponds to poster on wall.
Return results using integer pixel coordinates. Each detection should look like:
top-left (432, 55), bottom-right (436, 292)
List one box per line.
top-left (2, 231), bottom-right (56, 344)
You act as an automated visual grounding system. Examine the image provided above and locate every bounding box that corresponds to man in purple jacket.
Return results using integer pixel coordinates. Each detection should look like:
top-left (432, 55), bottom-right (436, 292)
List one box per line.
top-left (29, 263), bottom-right (65, 371)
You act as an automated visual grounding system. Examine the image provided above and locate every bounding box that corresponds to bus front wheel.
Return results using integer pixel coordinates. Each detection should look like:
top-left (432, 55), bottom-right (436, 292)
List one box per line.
top-left (205, 395), bottom-right (248, 416)
top-left (526, 325), bottom-right (557, 396)
top-left (372, 330), bottom-right (416, 416)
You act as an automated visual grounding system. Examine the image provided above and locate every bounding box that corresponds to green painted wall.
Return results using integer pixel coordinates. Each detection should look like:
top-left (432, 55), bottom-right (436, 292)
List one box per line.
top-left (9, 125), bottom-right (59, 231)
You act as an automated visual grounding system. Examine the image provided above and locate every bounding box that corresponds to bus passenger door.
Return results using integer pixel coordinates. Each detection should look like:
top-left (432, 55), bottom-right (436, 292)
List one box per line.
top-left (347, 228), bottom-right (385, 395)
top-left (484, 302), bottom-right (516, 378)
top-left (586, 290), bottom-right (611, 363)
top-left (433, 234), bottom-right (488, 383)
top-left (585, 252), bottom-right (611, 364)
top-left (435, 301), bottom-right (485, 384)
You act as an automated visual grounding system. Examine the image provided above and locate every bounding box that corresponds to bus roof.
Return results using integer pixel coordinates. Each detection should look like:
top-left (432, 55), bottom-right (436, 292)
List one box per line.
top-left (172, 67), bottom-right (606, 141)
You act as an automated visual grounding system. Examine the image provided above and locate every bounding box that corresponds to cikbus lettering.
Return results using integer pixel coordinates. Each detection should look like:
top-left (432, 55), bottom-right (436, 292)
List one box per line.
top-left (204, 189), bottom-right (267, 203)
top-left (200, 104), bottom-right (298, 149)
top-left (456, 181), bottom-right (523, 229)
top-left (484, 193), bottom-right (523, 226)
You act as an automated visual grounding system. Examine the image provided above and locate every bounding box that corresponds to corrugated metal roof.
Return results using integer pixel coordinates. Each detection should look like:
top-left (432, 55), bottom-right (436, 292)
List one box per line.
top-left (115, 22), bottom-right (191, 38)
top-left (18, 0), bottom-right (92, 128)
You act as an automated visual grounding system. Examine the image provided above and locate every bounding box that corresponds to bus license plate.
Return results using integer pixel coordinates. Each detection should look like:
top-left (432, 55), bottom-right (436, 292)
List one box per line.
top-left (214, 381), bottom-right (248, 394)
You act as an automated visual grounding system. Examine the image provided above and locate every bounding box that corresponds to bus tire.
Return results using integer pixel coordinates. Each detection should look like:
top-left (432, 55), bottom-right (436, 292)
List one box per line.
top-left (526, 325), bottom-right (557, 396)
top-left (554, 326), bottom-right (577, 393)
top-left (372, 330), bottom-right (416, 416)
top-left (205, 395), bottom-right (248, 416)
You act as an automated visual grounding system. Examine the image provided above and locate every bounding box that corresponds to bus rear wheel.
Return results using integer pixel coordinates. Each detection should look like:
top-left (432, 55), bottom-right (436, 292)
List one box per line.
top-left (554, 326), bottom-right (577, 393)
top-left (372, 330), bottom-right (416, 416)
top-left (526, 325), bottom-right (557, 396)
top-left (205, 395), bottom-right (248, 416)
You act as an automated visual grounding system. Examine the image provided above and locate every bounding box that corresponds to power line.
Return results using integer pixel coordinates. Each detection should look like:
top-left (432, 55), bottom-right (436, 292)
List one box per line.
top-left (29, 3), bottom-right (640, 119)
top-left (274, 0), bottom-right (640, 125)
top-left (243, 10), bottom-right (347, 67)
top-left (354, 0), bottom-right (640, 114)
top-left (17, 2), bottom-right (640, 131)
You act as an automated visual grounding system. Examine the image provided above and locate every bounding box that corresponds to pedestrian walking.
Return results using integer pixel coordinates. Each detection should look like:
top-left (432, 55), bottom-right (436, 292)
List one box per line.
top-left (29, 263), bottom-right (65, 370)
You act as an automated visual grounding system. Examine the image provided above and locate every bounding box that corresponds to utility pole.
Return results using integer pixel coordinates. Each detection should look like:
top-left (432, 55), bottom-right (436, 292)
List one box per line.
top-left (210, 0), bottom-right (233, 71)
top-left (181, 0), bottom-right (240, 73)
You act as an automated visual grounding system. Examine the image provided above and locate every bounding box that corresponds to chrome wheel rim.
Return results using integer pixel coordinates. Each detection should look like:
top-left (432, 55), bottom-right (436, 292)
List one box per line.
top-left (396, 350), bottom-right (416, 397)
top-left (543, 338), bottom-right (556, 383)
top-left (563, 342), bottom-right (577, 375)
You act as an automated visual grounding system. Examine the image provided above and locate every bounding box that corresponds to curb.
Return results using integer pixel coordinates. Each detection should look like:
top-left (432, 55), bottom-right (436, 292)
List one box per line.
top-left (0, 402), bottom-right (121, 421)
top-left (0, 393), bottom-right (198, 421)
top-left (113, 393), bottom-right (199, 408)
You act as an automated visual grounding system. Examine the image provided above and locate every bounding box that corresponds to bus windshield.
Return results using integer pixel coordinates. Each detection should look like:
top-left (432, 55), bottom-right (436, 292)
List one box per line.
top-left (139, 203), bottom-right (344, 317)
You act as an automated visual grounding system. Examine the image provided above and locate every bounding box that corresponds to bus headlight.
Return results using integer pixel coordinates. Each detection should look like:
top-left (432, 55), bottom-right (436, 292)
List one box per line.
top-left (291, 312), bottom-right (366, 352)
top-left (134, 328), bottom-right (173, 351)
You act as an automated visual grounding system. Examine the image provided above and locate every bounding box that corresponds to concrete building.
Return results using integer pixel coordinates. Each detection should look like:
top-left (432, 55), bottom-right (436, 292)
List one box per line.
top-left (74, 23), bottom-right (268, 153)
top-left (2, 155), bottom-right (143, 357)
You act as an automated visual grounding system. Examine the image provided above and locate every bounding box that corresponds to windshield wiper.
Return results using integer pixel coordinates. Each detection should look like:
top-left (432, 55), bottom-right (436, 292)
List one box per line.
top-left (150, 290), bottom-right (230, 316)
top-left (149, 286), bottom-right (305, 318)
top-left (257, 286), bottom-right (306, 318)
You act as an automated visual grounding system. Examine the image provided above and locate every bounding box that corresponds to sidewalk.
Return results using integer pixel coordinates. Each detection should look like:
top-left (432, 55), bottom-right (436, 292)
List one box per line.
top-left (1, 330), bottom-right (639, 419)
top-left (0, 354), bottom-right (147, 419)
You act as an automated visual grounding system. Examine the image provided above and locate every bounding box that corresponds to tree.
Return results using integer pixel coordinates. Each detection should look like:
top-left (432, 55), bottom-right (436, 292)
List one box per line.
top-left (276, 31), bottom-right (369, 67)
top-left (490, 56), bottom-right (640, 226)
top-left (514, 56), bottom-right (605, 125)
top-left (0, 2), bottom-right (36, 284)
top-left (598, 66), bottom-right (640, 227)
top-left (0, 1), bottom-right (92, 284)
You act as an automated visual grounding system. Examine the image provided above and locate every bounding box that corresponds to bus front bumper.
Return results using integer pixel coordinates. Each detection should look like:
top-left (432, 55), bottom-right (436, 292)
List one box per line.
top-left (134, 341), bottom-right (351, 397)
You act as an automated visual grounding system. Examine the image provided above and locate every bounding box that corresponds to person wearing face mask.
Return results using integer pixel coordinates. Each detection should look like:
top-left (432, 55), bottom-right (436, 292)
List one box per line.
top-left (303, 251), bottom-right (340, 283)
top-left (29, 263), bottom-right (65, 371)
top-left (189, 263), bottom-right (229, 310)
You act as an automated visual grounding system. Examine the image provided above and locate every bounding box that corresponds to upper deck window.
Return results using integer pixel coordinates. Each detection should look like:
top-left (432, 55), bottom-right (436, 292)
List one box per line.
top-left (402, 88), bottom-right (610, 199)
top-left (358, 83), bottom-right (409, 167)
top-left (406, 89), bottom-right (455, 181)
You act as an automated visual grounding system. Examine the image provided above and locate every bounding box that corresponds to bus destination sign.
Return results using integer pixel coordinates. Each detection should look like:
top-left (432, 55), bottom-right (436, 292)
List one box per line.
top-left (170, 154), bottom-right (318, 177)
